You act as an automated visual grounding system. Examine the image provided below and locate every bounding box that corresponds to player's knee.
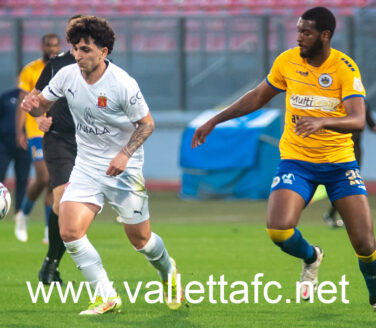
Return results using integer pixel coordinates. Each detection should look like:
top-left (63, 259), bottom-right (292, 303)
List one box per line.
top-left (354, 239), bottom-right (376, 257)
top-left (126, 226), bottom-right (152, 250)
top-left (60, 227), bottom-right (83, 243)
top-left (266, 228), bottom-right (295, 244)
top-left (131, 236), bottom-right (150, 250)
top-left (136, 232), bottom-right (165, 260)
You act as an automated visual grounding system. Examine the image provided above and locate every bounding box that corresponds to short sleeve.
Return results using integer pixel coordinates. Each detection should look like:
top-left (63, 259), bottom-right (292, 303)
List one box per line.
top-left (18, 66), bottom-right (33, 92)
top-left (122, 77), bottom-right (149, 122)
top-left (36, 61), bottom-right (53, 91)
top-left (339, 57), bottom-right (366, 101)
top-left (42, 68), bottom-right (66, 101)
top-left (266, 52), bottom-right (287, 92)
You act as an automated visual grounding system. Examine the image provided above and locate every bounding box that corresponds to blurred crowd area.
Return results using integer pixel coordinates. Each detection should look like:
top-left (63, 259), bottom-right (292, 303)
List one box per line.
top-left (0, 0), bottom-right (372, 17)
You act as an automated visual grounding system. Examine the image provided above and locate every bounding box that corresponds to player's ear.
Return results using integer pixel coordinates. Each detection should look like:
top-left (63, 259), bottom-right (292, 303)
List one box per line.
top-left (321, 30), bottom-right (331, 41)
top-left (101, 47), bottom-right (108, 59)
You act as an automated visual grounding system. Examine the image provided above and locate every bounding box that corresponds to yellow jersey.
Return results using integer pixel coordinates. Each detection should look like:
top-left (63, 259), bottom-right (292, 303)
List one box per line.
top-left (18, 58), bottom-right (46, 139)
top-left (266, 47), bottom-right (366, 163)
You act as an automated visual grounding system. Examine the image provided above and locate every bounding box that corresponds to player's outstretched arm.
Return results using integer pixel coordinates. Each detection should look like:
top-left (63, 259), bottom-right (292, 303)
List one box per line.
top-left (295, 97), bottom-right (365, 137)
top-left (191, 80), bottom-right (279, 148)
top-left (106, 112), bottom-right (155, 176)
top-left (21, 89), bottom-right (55, 117)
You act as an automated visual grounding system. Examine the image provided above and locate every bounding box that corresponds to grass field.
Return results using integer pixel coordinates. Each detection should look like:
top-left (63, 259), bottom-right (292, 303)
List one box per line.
top-left (1, 191), bottom-right (376, 328)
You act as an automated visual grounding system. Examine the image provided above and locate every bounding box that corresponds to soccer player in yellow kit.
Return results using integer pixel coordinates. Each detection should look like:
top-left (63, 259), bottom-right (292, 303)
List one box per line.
top-left (192, 7), bottom-right (376, 310)
top-left (15, 33), bottom-right (60, 243)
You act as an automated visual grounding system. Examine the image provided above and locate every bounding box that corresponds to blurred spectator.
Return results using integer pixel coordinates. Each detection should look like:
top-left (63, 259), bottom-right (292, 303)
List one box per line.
top-left (0, 86), bottom-right (31, 213)
top-left (14, 33), bottom-right (60, 243)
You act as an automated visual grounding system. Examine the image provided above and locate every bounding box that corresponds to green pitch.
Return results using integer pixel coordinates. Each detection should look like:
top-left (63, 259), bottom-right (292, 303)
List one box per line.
top-left (1, 192), bottom-right (376, 328)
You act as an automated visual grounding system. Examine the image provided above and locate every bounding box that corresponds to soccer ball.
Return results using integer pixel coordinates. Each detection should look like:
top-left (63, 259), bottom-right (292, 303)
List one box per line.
top-left (0, 183), bottom-right (11, 219)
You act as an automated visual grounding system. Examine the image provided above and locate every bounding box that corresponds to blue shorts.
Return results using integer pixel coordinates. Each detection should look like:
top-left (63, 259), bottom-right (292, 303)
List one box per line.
top-left (270, 159), bottom-right (367, 205)
top-left (28, 137), bottom-right (44, 162)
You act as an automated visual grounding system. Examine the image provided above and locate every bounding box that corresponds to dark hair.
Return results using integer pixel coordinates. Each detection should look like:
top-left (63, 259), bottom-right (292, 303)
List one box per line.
top-left (301, 7), bottom-right (336, 39)
top-left (66, 16), bottom-right (115, 54)
top-left (42, 33), bottom-right (60, 44)
top-left (68, 14), bottom-right (85, 23)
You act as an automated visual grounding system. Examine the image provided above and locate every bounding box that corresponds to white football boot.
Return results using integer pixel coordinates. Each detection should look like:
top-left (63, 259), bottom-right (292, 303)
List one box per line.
top-left (300, 246), bottom-right (324, 301)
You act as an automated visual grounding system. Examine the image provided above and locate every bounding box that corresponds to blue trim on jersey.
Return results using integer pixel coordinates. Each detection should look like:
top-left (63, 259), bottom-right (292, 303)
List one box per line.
top-left (342, 94), bottom-right (365, 101)
top-left (265, 77), bottom-right (285, 92)
top-left (48, 86), bottom-right (59, 98)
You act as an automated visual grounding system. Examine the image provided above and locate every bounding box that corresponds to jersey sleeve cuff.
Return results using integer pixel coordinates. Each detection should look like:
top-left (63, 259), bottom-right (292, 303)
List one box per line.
top-left (342, 94), bottom-right (365, 101)
top-left (42, 86), bottom-right (59, 101)
top-left (265, 77), bottom-right (285, 92)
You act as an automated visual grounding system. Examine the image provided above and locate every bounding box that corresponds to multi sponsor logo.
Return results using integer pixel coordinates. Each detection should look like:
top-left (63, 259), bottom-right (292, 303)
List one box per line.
top-left (289, 94), bottom-right (339, 112)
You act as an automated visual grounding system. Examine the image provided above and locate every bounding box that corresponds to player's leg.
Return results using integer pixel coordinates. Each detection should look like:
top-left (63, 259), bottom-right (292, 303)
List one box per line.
top-left (334, 195), bottom-right (376, 310)
top-left (42, 187), bottom-right (53, 244)
top-left (123, 219), bottom-right (173, 281)
top-left (60, 166), bottom-right (121, 315)
top-left (13, 145), bottom-right (31, 213)
top-left (325, 161), bottom-right (376, 309)
top-left (122, 219), bottom-right (182, 310)
top-left (109, 170), bottom-right (182, 309)
top-left (39, 184), bottom-right (66, 284)
top-left (60, 200), bottom-right (121, 315)
top-left (267, 188), bottom-right (320, 261)
top-left (267, 161), bottom-right (324, 300)
top-left (0, 141), bottom-right (12, 183)
top-left (39, 134), bottom-right (77, 283)
top-left (15, 137), bottom-right (51, 242)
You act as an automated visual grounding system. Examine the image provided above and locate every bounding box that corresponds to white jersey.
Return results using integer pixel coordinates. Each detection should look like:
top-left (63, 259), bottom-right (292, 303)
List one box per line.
top-left (42, 61), bottom-right (149, 171)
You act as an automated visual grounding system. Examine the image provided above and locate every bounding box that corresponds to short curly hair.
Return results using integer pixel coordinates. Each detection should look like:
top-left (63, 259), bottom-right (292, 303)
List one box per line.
top-left (66, 16), bottom-right (115, 54)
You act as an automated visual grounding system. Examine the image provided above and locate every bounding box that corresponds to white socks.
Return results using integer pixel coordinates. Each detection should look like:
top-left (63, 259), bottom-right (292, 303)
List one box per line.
top-left (64, 232), bottom-right (173, 294)
top-left (64, 235), bottom-right (117, 298)
top-left (137, 232), bottom-right (173, 281)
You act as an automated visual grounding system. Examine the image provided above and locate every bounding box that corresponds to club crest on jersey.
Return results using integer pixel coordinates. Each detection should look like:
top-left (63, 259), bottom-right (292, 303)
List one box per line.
top-left (97, 95), bottom-right (107, 108)
top-left (318, 74), bottom-right (333, 88)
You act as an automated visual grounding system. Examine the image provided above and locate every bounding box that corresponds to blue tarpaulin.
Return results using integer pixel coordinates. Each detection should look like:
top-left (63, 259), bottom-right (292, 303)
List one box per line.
top-left (179, 108), bottom-right (282, 200)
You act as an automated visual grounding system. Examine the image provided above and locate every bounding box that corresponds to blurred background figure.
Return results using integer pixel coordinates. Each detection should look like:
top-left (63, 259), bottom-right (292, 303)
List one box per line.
top-left (14, 33), bottom-right (60, 243)
top-left (0, 84), bottom-right (31, 214)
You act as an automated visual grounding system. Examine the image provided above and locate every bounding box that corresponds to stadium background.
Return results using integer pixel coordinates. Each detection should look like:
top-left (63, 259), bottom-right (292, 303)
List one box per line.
top-left (1, 2), bottom-right (376, 327)
top-left (1, 0), bottom-right (376, 187)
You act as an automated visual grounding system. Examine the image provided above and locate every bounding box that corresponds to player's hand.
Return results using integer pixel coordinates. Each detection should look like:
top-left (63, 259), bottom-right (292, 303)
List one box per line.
top-left (106, 152), bottom-right (129, 176)
top-left (191, 121), bottom-right (215, 148)
top-left (295, 117), bottom-right (324, 138)
top-left (21, 93), bottom-right (40, 112)
top-left (373, 126), bottom-right (376, 133)
top-left (17, 132), bottom-right (28, 150)
top-left (36, 116), bottom-right (53, 132)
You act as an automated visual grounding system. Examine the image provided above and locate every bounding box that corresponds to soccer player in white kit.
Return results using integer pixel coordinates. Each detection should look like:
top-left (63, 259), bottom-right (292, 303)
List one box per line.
top-left (21, 16), bottom-right (182, 315)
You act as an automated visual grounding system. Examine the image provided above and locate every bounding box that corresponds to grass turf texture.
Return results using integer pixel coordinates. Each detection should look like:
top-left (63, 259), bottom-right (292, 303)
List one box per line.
top-left (0, 192), bottom-right (376, 328)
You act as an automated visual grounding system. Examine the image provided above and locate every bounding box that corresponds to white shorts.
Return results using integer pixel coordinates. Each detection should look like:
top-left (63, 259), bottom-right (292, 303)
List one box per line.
top-left (61, 164), bottom-right (149, 224)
